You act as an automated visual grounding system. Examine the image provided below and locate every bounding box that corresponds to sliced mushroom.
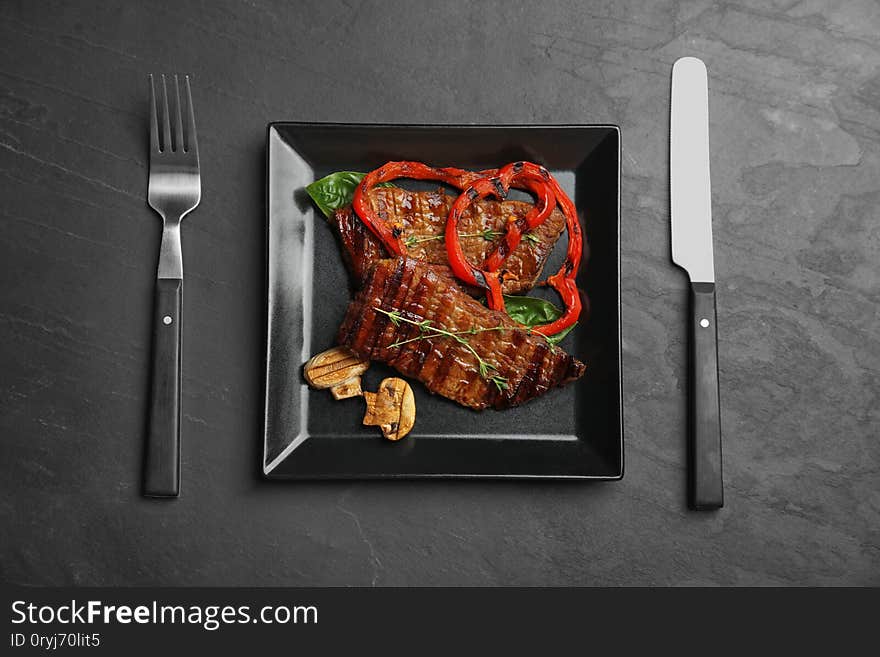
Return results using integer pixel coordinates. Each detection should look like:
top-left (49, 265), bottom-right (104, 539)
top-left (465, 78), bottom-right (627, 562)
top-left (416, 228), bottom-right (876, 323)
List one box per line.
top-left (362, 377), bottom-right (416, 441)
top-left (303, 347), bottom-right (370, 400)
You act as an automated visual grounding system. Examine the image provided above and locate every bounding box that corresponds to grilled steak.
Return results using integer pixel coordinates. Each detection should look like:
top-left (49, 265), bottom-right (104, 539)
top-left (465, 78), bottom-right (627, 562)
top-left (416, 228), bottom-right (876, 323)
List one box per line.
top-left (330, 186), bottom-right (566, 294)
top-left (337, 257), bottom-right (585, 410)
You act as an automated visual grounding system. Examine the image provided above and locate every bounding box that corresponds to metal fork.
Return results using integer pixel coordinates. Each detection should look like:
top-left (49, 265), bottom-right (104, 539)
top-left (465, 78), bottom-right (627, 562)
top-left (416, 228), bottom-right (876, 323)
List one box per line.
top-left (144, 74), bottom-right (200, 498)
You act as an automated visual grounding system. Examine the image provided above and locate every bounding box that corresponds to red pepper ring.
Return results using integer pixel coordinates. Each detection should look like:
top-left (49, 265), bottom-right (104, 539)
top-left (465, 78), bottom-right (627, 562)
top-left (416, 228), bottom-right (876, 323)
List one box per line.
top-left (352, 161), bottom-right (496, 256)
top-left (444, 175), bottom-right (516, 311)
top-left (353, 159), bottom-right (584, 337)
top-left (444, 162), bottom-right (559, 309)
top-left (493, 161), bottom-right (583, 337)
top-left (352, 160), bottom-right (548, 271)
top-left (534, 170), bottom-right (583, 337)
top-left (481, 168), bottom-right (555, 272)
top-left (445, 161), bottom-right (584, 337)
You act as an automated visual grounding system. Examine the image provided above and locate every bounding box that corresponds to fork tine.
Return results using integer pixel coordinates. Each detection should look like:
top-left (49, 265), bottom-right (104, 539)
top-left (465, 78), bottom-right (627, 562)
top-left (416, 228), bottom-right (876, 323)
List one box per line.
top-left (184, 75), bottom-right (198, 155)
top-left (149, 75), bottom-right (159, 153)
top-left (160, 74), bottom-right (172, 152)
top-left (172, 75), bottom-right (184, 152)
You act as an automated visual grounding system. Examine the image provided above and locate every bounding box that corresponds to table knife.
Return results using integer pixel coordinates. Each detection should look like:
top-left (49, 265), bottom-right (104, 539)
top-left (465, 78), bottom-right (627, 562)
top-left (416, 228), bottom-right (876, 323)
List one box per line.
top-left (670, 56), bottom-right (724, 510)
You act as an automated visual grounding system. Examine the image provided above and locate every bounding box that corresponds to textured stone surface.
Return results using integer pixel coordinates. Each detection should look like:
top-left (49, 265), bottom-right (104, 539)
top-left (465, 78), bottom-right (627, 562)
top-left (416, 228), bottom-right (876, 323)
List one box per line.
top-left (1, 0), bottom-right (877, 586)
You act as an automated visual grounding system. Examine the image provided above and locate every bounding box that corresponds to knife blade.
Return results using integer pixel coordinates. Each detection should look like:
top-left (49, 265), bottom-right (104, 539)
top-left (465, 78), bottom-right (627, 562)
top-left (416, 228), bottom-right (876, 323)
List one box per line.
top-left (671, 56), bottom-right (724, 510)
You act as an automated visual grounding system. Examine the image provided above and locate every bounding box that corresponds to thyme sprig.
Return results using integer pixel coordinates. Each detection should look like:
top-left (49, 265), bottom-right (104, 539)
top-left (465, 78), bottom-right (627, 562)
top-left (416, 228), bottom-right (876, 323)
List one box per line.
top-left (374, 307), bottom-right (510, 391)
top-left (404, 229), bottom-right (540, 249)
top-left (403, 235), bottom-right (439, 248)
top-left (403, 228), bottom-right (502, 248)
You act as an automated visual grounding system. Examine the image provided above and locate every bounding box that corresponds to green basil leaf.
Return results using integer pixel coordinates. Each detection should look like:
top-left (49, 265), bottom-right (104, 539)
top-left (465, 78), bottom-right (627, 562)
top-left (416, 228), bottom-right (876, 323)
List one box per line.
top-left (502, 294), bottom-right (575, 342)
top-left (305, 171), bottom-right (367, 218)
top-left (305, 171), bottom-right (393, 218)
top-left (502, 294), bottom-right (563, 325)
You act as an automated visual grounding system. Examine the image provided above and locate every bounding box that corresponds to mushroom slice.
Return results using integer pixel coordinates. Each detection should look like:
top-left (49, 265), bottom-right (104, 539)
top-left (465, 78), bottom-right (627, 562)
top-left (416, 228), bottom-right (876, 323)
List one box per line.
top-left (362, 377), bottom-right (416, 441)
top-left (303, 346), bottom-right (370, 400)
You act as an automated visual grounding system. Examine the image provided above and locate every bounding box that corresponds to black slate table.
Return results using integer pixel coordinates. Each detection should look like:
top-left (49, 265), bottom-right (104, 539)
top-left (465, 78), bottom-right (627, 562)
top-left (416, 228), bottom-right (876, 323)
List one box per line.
top-left (2, 0), bottom-right (878, 586)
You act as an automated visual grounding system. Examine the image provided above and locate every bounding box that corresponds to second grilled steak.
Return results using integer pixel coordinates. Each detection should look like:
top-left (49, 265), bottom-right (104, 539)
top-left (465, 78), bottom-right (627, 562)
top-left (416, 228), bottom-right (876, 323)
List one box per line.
top-left (330, 186), bottom-right (566, 294)
top-left (337, 257), bottom-right (585, 410)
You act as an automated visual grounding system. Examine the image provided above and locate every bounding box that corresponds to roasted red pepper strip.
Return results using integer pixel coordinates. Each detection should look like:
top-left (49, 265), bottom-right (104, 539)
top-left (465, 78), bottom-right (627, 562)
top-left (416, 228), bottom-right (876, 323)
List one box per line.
top-left (444, 162), bottom-right (553, 310)
top-left (354, 159), bottom-right (583, 336)
top-left (529, 164), bottom-right (583, 337)
top-left (443, 162), bottom-right (547, 299)
top-left (444, 174), bottom-right (511, 310)
top-left (352, 161), bottom-right (493, 256)
top-left (481, 174), bottom-right (554, 272)
top-left (353, 160), bottom-right (549, 270)
top-left (445, 161), bottom-right (582, 336)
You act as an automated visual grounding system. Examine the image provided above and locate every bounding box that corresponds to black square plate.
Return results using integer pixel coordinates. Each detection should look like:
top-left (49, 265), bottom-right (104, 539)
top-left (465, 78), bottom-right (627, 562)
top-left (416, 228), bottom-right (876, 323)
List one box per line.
top-left (264, 123), bottom-right (623, 479)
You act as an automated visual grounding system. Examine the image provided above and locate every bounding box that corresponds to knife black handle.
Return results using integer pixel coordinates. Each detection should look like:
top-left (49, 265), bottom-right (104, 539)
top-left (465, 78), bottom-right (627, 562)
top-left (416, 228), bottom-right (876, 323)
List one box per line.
top-left (688, 282), bottom-right (723, 510)
top-left (144, 278), bottom-right (181, 498)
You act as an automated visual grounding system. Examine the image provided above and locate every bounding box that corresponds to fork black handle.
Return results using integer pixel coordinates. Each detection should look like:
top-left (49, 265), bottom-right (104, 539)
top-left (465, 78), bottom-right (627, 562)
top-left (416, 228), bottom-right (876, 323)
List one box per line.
top-left (688, 282), bottom-right (723, 510)
top-left (144, 278), bottom-right (182, 498)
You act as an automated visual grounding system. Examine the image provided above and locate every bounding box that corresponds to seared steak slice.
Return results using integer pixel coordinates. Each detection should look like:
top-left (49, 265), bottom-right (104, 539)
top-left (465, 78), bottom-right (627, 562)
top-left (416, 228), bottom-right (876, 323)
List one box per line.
top-left (337, 257), bottom-right (585, 411)
top-left (329, 186), bottom-right (566, 294)
top-left (331, 202), bottom-right (388, 285)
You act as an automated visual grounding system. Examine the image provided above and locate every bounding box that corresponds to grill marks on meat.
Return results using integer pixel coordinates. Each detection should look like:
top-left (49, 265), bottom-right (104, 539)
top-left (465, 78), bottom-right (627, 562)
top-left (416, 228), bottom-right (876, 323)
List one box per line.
top-left (331, 203), bottom-right (388, 285)
top-left (330, 186), bottom-right (566, 294)
top-left (337, 258), bottom-right (585, 410)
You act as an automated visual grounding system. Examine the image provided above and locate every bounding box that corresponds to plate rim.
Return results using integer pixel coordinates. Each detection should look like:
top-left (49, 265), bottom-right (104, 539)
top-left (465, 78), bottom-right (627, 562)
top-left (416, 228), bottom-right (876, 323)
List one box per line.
top-left (263, 121), bottom-right (624, 480)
